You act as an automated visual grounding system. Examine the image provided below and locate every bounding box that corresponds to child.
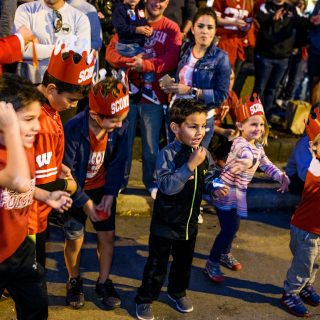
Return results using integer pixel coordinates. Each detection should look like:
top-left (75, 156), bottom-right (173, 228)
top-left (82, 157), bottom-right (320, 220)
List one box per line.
top-left (63, 70), bottom-right (129, 310)
top-left (111, 0), bottom-right (155, 102)
top-left (29, 44), bottom-right (95, 269)
top-left (280, 109), bottom-right (320, 318)
top-left (0, 73), bottom-right (73, 320)
top-left (205, 94), bottom-right (290, 282)
top-left (135, 99), bottom-right (229, 320)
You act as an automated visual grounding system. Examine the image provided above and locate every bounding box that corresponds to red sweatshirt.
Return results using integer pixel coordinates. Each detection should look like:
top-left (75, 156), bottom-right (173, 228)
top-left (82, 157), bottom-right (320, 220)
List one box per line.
top-left (106, 16), bottom-right (182, 105)
top-left (0, 35), bottom-right (22, 75)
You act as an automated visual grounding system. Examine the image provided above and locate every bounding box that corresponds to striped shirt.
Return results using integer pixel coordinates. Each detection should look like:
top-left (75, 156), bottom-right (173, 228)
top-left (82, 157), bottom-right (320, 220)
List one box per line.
top-left (214, 136), bottom-right (283, 217)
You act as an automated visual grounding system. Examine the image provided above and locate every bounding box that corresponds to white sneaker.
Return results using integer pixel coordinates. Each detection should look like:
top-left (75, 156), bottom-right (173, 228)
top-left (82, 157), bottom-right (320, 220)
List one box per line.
top-left (148, 188), bottom-right (158, 200)
top-left (198, 213), bottom-right (204, 224)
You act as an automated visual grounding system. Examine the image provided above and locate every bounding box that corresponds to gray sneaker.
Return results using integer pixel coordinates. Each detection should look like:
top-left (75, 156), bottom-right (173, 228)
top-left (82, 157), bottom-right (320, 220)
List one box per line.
top-left (136, 303), bottom-right (154, 320)
top-left (167, 294), bottom-right (193, 313)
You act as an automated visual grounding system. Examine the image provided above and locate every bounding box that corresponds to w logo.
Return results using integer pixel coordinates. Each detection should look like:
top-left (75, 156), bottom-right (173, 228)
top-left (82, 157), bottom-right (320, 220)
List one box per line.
top-left (36, 152), bottom-right (53, 168)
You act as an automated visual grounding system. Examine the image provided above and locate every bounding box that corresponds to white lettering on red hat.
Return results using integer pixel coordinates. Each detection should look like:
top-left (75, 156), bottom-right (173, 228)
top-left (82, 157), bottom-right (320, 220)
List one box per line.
top-left (249, 103), bottom-right (264, 115)
top-left (111, 96), bottom-right (130, 115)
top-left (78, 66), bottom-right (95, 84)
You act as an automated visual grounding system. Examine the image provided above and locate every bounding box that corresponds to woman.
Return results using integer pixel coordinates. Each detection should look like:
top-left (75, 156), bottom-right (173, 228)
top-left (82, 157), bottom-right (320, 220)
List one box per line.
top-left (161, 6), bottom-right (231, 148)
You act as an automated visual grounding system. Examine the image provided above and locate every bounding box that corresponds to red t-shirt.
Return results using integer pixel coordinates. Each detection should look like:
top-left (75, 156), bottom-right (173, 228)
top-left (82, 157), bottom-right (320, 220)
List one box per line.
top-left (28, 103), bottom-right (64, 234)
top-left (291, 157), bottom-right (320, 235)
top-left (0, 146), bottom-right (35, 263)
top-left (84, 129), bottom-right (108, 191)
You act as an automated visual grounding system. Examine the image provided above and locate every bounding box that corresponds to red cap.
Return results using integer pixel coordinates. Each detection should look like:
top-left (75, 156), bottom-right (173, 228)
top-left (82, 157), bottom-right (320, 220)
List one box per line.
top-left (234, 94), bottom-right (265, 122)
top-left (89, 72), bottom-right (129, 117)
top-left (47, 44), bottom-right (96, 85)
top-left (306, 109), bottom-right (320, 141)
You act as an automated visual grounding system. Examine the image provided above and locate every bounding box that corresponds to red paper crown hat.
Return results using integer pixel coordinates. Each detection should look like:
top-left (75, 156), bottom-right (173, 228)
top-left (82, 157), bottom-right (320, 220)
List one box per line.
top-left (305, 108), bottom-right (320, 141)
top-left (234, 93), bottom-right (265, 122)
top-left (89, 69), bottom-right (130, 117)
top-left (47, 44), bottom-right (96, 85)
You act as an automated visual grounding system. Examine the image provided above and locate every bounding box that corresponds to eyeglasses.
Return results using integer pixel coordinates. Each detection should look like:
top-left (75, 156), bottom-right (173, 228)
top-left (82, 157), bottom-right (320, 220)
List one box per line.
top-left (53, 10), bottom-right (62, 33)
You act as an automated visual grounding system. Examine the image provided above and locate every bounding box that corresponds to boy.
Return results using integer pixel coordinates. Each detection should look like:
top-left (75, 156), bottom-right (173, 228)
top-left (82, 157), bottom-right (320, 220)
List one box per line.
top-left (63, 70), bottom-right (129, 310)
top-left (29, 45), bottom-right (95, 269)
top-left (0, 73), bottom-right (73, 320)
top-left (281, 109), bottom-right (320, 317)
top-left (112, 0), bottom-right (154, 99)
top-left (135, 99), bottom-right (229, 320)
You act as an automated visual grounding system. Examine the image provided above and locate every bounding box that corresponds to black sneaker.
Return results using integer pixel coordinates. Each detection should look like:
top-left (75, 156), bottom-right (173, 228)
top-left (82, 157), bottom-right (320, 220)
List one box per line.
top-left (96, 279), bottom-right (121, 309)
top-left (167, 293), bottom-right (193, 313)
top-left (66, 277), bottom-right (84, 309)
top-left (136, 303), bottom-right (154, 320)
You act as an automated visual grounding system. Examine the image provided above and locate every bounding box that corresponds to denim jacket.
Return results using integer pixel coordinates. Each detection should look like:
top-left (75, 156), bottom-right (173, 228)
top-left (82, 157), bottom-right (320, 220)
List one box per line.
top-left (176, 41), bottom-right (230, 108)
top-left (63, 108), bottom-right (128, 208)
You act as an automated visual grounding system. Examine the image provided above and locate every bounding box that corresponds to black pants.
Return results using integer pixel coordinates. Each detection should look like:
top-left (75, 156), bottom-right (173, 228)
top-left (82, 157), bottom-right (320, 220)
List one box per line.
top-left (0, 237), bottom-right (48, 320)
top-left (135, 233), bottom-right (197, 304)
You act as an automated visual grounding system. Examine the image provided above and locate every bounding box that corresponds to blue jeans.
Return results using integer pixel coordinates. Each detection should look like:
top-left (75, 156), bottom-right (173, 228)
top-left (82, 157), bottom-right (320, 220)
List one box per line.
top-left (209, 208), bottom-right (240, 263)
top-left (124, 103), bottom-right (164, 189)
top-left (284, 225), bottom-right (320, 295)
top-left (253, 54), bottom-right (289, 118)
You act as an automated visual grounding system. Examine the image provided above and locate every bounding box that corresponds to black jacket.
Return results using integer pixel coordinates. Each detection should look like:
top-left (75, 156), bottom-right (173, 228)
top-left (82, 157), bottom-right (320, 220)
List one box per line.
top-left (150, 140), bottom-right (219, 241)
top-left (255, 1), bottom-right (309, 58)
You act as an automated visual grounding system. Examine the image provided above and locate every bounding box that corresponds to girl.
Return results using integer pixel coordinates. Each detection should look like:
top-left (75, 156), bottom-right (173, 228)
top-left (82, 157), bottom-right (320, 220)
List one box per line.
top-left (206, 94), bottom-right (290, 282)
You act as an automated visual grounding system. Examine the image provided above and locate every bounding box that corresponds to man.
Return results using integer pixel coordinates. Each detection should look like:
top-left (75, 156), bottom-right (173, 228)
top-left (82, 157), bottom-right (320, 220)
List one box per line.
top-left (0, 25), bottom-right (34, 74)
top-left (106, 0), bottom-right (182, 198)
top-left (14, 0), bottom-right (91, 83)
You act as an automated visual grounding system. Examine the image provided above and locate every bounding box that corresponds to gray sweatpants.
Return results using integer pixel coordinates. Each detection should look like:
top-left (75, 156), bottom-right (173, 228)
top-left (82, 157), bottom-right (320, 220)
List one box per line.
top-left (284, 225), bottom-right (320, 294)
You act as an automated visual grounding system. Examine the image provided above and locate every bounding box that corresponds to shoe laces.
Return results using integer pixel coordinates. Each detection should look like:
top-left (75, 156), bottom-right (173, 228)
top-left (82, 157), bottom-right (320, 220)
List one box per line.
top-left (223, 254), bottom-right (238, 265)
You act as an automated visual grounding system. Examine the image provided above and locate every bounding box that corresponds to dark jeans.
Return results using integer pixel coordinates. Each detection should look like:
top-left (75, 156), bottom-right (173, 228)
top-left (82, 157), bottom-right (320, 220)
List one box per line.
top-left (209, 208), bottom-right (240, 263)
top-left (0, 237), bottom-right (48, 320)
top-left (253, 54), bottom-right (289, 118)
top-left (135, 233), bottom-right (197, 304)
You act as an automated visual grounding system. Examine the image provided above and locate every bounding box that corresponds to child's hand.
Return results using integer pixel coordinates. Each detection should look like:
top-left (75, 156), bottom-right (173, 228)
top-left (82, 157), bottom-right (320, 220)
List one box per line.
top-left (59, 163), bottom-right (72, 179)
top-left (228, 158), bottom-right (253, 174)
top-left (46, 191), bottom-right (73, 213)
top-left (0, 101), bottom-right (20, 133)
top-left (135, 26), bottom-right (153, 37)
top-left (213, 185), bottom-right (230, 198)
top-left (96, 195), bottom-right (114, 219)
top-left (83, 199), bottom-right (101, 222)
top-left (277, 173), bottom-right (290, 193)
top-left (187, 147), bottom-right (206, 171)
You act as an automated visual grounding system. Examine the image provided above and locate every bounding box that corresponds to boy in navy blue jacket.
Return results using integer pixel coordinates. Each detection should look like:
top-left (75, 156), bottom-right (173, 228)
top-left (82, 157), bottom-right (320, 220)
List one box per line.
top-left (135, 99), bottom-right (230, 320)
top-left (63, 70), bottom-right (129, 310)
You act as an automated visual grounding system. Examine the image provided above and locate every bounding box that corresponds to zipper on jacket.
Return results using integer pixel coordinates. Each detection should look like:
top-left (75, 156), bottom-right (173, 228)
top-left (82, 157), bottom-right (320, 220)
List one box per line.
top-left (186, 165), bottom-right (197, 240)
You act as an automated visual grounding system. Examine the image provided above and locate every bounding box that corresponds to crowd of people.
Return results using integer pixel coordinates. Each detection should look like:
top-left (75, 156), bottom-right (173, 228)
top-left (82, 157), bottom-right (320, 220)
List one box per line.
top-left (0, 0), bottom-right (320, 319)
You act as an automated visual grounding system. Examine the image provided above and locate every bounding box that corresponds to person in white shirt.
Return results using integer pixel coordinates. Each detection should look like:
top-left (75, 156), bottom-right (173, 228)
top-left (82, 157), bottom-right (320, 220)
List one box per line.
top-left (14, 0), bottom-right (91, 83)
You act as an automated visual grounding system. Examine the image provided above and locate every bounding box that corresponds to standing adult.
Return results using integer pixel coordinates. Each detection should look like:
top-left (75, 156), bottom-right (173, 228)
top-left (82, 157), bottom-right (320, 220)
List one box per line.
top-left (14, 0), bottom-right (91, 83)
top-left (106, 0), bottom-right (181, 198)
top-left (252, 0), bottom-right (309, 120)
top-left (161, 6), bottom-right (230, 148)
